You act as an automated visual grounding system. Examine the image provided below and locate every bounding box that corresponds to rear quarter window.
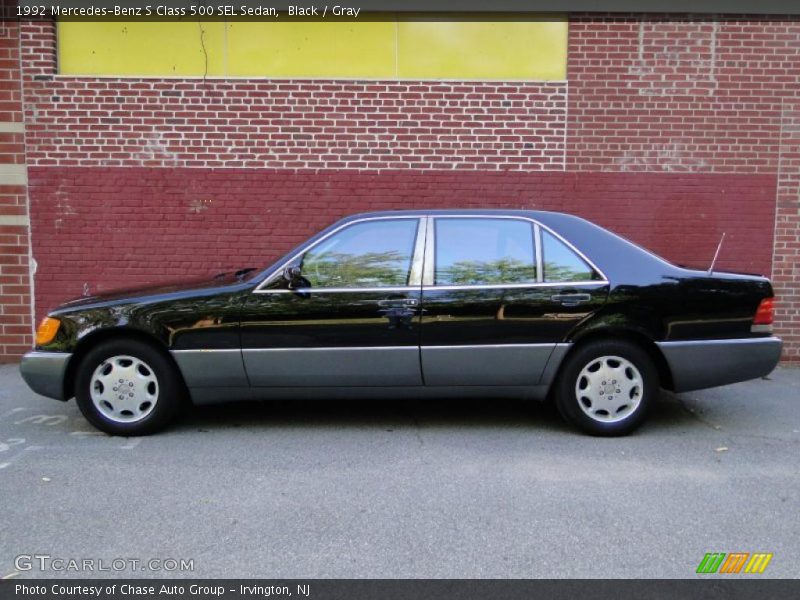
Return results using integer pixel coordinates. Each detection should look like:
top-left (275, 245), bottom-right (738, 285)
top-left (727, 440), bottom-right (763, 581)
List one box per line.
top-left (542, 230), bottom-right (601, 282)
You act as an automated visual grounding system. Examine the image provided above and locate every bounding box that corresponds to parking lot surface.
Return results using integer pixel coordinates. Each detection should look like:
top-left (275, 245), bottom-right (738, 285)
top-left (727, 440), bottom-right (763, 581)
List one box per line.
top-left (1, 363), bottom-right (798, 579)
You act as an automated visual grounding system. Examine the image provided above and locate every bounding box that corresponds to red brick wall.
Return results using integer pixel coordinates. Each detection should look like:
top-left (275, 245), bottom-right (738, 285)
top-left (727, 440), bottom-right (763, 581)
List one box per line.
top-left (568, 15), bottom-right (800, 173)
top-left (774, 102), bottom-right (800, 361)
top-left (28, 168), bottom-right (775, 319)
top-left (0, 19), bottom-right (33, 362)
top-left (8, 15), bottom-right (800, 360)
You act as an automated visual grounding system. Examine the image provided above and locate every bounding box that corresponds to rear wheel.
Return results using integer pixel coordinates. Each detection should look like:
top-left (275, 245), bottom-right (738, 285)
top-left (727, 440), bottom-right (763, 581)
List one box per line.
top-left (555, 339), bottom-right (658, 436)
top-left (75, 338), bottom-right (183, 435)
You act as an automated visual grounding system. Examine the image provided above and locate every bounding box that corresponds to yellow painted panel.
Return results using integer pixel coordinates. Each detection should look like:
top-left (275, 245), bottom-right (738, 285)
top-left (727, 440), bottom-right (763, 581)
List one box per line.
top-left (398, 16), bottom-right (567, 80)
top-left (226, 19), bottom-right (396, 78)
top-left (58, 21), bottom-right (226, 76)
top-left (58, 15), bottom-right (568, 81)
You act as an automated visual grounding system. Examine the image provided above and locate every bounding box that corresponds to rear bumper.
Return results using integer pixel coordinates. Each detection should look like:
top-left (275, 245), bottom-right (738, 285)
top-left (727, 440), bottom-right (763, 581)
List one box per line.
top-left (657, 337), bottom-right (782, 393)
top-left (19, 351), bottom-right (71, 401)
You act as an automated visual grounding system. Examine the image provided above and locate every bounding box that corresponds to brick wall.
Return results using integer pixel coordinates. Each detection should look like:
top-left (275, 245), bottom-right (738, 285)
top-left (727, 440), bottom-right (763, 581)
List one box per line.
top-left (20, 78), bottom-right (567, 170)
top-left (28, 168), bottom-right (775, 320)
top-left (568, 14), bottom-right (800, 173)
top-left (0, 19), bottom-right (33, 362)
top-left (7, 15), bottom-right (800, 360)
top-left (774, 102), bottom-right (800, 361)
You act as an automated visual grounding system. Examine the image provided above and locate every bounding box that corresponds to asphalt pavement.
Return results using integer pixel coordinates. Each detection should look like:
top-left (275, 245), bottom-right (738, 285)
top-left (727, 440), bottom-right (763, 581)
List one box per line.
top-left (0, 363), bottom-right (798, 579)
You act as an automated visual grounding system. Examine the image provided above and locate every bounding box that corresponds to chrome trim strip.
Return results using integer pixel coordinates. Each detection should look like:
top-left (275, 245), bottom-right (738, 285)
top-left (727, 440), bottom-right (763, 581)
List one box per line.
top-left (655, 337), bottom-right (782, 348)
top-left (240, 343), bottom-right (561, 352)
top-left (408, 217), bottom-right (428, 287)
top-left (423, 281), bottom-right (609, 292)
top-left (534, 223), bottom-right (544, 283)
top-left (255, 286), bottom-right (419, 294)
top-left (172, 348), bottom-right (242, 353)
top-left (254, 215), bottom-right (426, 293)
top-left (256, 281), bottom-right (609, 294)
top-left (422, 214), bottom-right (435, 287)
top-left (242, 346), bottom-right (413, 352)
top-left (420, 343), bottom-right (556, 350)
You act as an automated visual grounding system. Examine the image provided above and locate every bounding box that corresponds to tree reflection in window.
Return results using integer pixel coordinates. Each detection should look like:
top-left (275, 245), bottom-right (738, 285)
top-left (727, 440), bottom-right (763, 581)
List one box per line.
top-left (303, 250), bottom-right (410, 287)
top-left (542, 230), bottom-right (598, 282)
top-left (301, 219), bottom-right (418, 288)
top-left (437, 258), bottom-right (536, 286)
top-left (435, 218), bottom-right (537, 286)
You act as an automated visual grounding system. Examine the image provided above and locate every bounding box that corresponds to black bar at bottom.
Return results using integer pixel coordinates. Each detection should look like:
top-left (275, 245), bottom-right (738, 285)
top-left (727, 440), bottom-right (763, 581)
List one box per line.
top-left (1, 580), bottom-right (799, 600)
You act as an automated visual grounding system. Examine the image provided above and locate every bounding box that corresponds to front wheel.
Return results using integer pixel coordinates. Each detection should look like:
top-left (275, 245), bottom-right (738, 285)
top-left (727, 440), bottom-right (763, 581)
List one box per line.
top-left (555, 339), bottom-right (658, 436)
top-left (75, 338), bottom-right (183, 435)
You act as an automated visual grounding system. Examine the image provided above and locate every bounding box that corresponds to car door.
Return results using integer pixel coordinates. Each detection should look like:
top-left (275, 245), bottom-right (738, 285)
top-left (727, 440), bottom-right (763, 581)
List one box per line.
top-left (419, 216), bottom-right (609, 386)
top-left (240, 216), bottom-right (425, 387)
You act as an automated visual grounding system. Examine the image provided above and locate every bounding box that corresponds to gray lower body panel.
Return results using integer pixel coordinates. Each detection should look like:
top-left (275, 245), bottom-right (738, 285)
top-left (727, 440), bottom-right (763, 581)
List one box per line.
top-left (242, 347), bottom-right (423, 387)
top-left (189, 384), bottom-right (550, 405)
top-left (20, 351), bottom-right (71, 401)
top-left (657, 337), bottom-right (782, 393)
top-left (421, 344), bottom-right (557, 386)
top-left (172, 349), bottom-right (249, 388)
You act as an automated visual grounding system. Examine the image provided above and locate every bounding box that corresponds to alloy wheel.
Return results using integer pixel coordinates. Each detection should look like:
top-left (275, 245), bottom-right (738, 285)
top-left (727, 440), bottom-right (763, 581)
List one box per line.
top-left (90, 355), bottom-right (159, 423)
top-left (574, 355), bottom-right (644, 423)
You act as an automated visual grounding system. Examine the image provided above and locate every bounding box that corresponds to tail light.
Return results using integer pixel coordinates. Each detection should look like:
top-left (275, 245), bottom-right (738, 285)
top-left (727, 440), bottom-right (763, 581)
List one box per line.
top-left (752, 297), bottom-right (774, 327)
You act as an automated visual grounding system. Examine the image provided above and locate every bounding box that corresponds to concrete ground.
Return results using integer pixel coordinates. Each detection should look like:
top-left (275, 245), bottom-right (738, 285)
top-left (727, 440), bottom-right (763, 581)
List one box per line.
top-left (0, 363), bottom-right (797, 579)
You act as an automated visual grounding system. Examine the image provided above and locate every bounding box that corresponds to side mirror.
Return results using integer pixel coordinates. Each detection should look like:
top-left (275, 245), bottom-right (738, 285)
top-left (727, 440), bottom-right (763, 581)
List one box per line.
top-left (282, 266), bottom-right (304, 289)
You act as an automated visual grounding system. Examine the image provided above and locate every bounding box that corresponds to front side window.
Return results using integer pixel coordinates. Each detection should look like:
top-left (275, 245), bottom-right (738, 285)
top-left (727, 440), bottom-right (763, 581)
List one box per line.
top-left (541, 230), bottom-right (599, 282)
top-left (434, 218), bottom-right (537, 286)
top-left (300, 219), bottom-right (419, 288)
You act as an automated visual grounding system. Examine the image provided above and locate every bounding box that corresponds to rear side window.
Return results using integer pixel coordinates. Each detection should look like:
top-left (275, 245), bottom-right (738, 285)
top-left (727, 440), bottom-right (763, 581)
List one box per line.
top-left (434, 218), bottom-right (537, 286)
top-left (542, 230), bottom-right (599, 282)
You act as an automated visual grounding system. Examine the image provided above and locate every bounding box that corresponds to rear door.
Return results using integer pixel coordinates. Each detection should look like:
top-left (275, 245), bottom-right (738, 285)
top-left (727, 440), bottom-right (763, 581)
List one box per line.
top-left (419, 216), bottom-right (609, 386)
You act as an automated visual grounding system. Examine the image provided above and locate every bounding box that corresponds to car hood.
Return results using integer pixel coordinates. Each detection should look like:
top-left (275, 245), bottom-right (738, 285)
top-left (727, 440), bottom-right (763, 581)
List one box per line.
top-left (53, 270), bottom-right (256, 312)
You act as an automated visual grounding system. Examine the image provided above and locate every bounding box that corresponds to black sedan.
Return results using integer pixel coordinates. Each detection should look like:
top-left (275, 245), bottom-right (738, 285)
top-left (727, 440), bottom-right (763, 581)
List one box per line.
top-left (21, 210), bottom-right (782, 436)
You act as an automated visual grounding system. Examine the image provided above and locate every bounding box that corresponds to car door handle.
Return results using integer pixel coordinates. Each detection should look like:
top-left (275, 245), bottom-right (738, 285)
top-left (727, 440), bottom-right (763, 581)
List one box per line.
top-left (551, 293), bottom-right (592, 306)
top-left (377, 298), bottom-right (419, 307)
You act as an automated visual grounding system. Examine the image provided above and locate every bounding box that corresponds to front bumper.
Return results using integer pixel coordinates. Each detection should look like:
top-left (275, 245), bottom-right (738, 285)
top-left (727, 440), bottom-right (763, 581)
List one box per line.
top-left (657, 337), bottom-right (782, 393)
top-left (19, 351), bottom-right (72, 401)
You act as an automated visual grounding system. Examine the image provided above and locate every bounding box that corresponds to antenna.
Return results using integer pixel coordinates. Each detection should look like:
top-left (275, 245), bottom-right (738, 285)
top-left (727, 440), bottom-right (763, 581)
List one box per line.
top-left (708, 232), bottom-right (726, 276)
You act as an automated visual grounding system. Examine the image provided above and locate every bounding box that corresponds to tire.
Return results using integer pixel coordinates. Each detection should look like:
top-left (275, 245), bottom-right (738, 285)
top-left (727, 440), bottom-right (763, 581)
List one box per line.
top-left (554, 339), bottom-right (658, 436)
top-left (74, 338), bottom-right (184, 436)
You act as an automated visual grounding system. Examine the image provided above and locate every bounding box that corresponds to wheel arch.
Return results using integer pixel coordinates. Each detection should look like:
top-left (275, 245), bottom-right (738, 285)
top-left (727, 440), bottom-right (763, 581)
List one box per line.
top-left (63, 327), bottom-right (189, 401)
top-left (559, 328), bottom-right (675, 392)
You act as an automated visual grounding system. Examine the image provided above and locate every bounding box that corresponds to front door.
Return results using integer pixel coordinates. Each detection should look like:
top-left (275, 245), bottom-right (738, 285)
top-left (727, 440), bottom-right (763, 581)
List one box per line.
top-left (420, 216), bottom-right (609, 386)
top-left (240, 217), bottom-right (425, 387)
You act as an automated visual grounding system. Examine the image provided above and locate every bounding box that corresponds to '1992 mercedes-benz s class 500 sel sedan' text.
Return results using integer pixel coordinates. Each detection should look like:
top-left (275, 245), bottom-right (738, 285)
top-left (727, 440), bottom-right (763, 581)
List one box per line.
top-left (20, 210), bottom-right (782, 436)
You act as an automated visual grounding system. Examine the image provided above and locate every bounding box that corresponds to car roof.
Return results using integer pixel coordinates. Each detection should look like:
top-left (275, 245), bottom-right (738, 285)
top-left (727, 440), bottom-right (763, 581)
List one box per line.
top-left (338, 209), bottom-right (598, 242)
top-left (342, 209), bottom-right (557, 220)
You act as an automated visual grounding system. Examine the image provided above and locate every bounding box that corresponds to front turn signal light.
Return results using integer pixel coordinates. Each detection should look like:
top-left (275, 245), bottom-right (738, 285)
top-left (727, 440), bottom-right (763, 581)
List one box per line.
top-left (35, 317), bottom-right (61, 346)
